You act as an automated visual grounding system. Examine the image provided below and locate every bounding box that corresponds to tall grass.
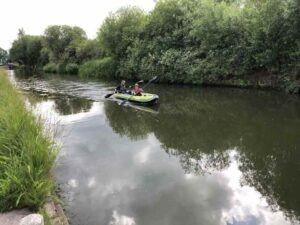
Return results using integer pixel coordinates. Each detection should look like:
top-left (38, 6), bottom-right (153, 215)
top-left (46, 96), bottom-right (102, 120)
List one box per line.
top-left (65, 63), bottom-right (79, 75)
top-left (43, 63), bottom-right (58, 73)
top-left (0, 69), bottom-right (57, 211)
top-left (79, 57), bottom-right (116, 79)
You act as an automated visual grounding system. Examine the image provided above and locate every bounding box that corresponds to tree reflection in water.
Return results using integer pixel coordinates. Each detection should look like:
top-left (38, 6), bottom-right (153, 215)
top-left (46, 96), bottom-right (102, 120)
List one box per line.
top-left (54, 95), bottom-right (93, 115)
top-left (104, 86), bottom-right (300, 221)
top-left (26, 92), bottom-right (93, 116)
top-left (104, 102), bottom-right (153, 141)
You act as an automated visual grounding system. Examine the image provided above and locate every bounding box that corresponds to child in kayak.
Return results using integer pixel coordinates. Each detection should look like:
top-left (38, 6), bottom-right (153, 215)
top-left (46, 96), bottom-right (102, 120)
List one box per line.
top-left (133, 83), bottom-right (143, 96)
top-left (115, 80), bottom-right (126, 93)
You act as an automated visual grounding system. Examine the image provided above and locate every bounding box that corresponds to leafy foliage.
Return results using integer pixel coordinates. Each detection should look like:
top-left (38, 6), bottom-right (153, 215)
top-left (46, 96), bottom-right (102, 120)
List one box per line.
top-left (77, 39), bottom-right (102, 63)
top-left (9, 31), bottom-right (44, 72)
top-left (8, 0), bottom-right (300, 92)
top-left (65, 63), bottom-right (79, 75)
top-left (79, 57), bottom-right (116, 79)
top-left (98, 7), bottom-right (146, 58)
top-left (44, 25), bottom-right (87, 63)
top-left (42, 62), bottom-right (57, 73)
top-left (95, 0), bottom-right (299, 92)
top-left (0, 47), bottom-right (8, 64)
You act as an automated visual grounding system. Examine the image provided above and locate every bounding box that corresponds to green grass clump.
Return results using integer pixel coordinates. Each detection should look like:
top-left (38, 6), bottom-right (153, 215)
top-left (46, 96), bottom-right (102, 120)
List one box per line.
top-left (0, 69), bottom-right (57, 211)
top-left (65, 63), bottom-right (79, 75)
top-left (43, 63), bottom-right (58, 73)
top-left (79, 57), bottom-right (116, 79)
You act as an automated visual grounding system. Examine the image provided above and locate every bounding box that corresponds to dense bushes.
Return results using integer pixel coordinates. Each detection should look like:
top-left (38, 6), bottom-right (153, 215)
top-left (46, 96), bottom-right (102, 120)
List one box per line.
top-left (0, 47), bottom-right (8, 64)
top-left (9, 32), bottom-right (44, 73)
top-left (66, 63), bottom-right (79, 75)
top-left (8, 0), bottom-right (300, 92)
top-left (79, 57), bottom-right (116, 79)
top-left (43, 62), bottom-right (79, 75)
top-left (96, 0), bottom-right (300, 92)
top-left (43, 62), bottom-right (57, 73)
top-left (9, 26), bottom-right (101, 75)
top-left (43, 25), bottom-right (87, 63)
top-left (0, 69), bottom-right (57, 211)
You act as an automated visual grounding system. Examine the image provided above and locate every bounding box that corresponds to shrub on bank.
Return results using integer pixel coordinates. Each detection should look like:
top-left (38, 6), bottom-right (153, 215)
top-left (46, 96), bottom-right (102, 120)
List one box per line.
top-left (0, 69), bottom-right (57, 211)
top-left (79, 57), bottom-right (116, 79)
top-left (57, 63), bottom-right (66, 74)
top-left (66, 63), bottom-right (79, 75)
top-left (43, 63), bottom-right (57, 73)
top-left (43, 62), bottom-right (77, 75)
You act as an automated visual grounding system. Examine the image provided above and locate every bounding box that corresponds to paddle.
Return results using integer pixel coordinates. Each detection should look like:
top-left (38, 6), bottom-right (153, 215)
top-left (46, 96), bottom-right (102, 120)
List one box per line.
top-left (120, 76), bottom-right (158, 105)
top-left (141, 76), bottom-right (157, 89)
top-left (105, 93), bottom-right (114, 98)
top-left (104, 80), bottom-right (144, 99)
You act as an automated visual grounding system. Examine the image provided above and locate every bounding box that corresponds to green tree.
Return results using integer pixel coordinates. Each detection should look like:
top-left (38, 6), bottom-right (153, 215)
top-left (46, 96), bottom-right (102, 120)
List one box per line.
top-left (77, 39), bottom-right (102, 63)
top-left (44, 25), bottom-right (87, 63)
top-left (7, 0), bottom-right (300, 92)
top-left (97, 6), bottom-right (146, 78)
top-left (190, 0), bottom-right (247, 79)
top-left (0, 47), bottom-right (8, 64)
top-left (128, 0), bottom-right (201, 81)
top-left (242, 0), bottom-right (297, 72)
top-left (9, 33), bottom-right (43, 71)
top-left (98, 6), bottom-right (146, 58)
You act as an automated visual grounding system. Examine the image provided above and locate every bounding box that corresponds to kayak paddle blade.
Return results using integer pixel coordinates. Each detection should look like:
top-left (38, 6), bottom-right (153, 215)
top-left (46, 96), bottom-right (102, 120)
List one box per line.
top-left (105, 93), bottom-right (114, 98)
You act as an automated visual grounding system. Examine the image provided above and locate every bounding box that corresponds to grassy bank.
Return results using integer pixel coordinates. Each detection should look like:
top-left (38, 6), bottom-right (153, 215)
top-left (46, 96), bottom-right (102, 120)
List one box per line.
top-left (0, 69), bottom-right (57, 211)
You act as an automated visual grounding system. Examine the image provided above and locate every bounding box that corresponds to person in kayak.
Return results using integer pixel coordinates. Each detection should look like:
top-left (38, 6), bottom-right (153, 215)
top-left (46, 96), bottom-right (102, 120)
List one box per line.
top-left (133, 83), bottom-right (143, 96)
top-left (115, 80), bottom-right (126, 93)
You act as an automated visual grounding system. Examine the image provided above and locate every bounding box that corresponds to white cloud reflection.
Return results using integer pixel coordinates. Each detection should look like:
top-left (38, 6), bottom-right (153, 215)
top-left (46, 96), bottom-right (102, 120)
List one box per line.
top-left (109, 210), bottom-right (136, 225)
top-left (220, 150), bottom-right (294, 225)
top-left (57, 132), bottom-right (299, 225)
top-left (134, 146), bottom-right (151, 164)
top-left (68, 179), bottom-right (78, 188)
top-left (30, 100), bottom-right (103, 125)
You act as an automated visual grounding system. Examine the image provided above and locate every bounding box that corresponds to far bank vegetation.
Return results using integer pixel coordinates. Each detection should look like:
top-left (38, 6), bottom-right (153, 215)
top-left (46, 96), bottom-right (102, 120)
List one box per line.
top-left (7, 0), bottom-right (300, 93)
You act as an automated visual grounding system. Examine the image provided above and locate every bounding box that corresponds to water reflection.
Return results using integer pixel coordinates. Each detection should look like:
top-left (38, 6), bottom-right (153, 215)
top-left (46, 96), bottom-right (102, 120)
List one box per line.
top-left (26, 93), bottom-right (93, 116)
top-left (104, 87), bottom-right (300, 222)
top-left (238, 146), bottom-right (300, 221)
top-left (10, 72), bottom-right (300, 225)
top-left (53, 96), bottom-right (92, 115)
top-left (104, 103), bottom-right (154, 140)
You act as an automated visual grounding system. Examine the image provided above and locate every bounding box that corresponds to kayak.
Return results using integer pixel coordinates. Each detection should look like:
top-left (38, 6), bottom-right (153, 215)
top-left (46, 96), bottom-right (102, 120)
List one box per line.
top-left (113, 92), bottom-right (159, 105)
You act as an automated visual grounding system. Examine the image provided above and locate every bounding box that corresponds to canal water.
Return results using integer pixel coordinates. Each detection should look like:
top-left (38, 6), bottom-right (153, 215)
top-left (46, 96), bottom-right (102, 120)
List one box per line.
top-left (10, 71), bottom-right (300, 225)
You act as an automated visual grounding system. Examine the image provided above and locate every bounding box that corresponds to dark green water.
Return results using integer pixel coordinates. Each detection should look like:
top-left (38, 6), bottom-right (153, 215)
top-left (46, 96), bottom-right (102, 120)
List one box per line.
top-left (10, 71), bottom-right (300, 225)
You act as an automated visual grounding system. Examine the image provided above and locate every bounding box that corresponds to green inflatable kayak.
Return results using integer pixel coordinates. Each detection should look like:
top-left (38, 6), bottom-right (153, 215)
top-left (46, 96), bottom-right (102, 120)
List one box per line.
top-left (113, 92), bottom-right (159, 105)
